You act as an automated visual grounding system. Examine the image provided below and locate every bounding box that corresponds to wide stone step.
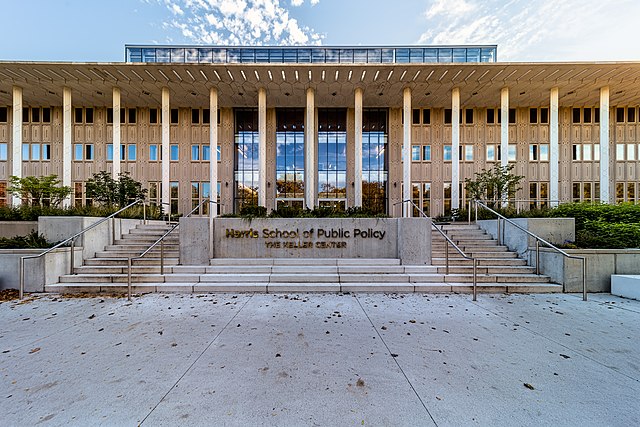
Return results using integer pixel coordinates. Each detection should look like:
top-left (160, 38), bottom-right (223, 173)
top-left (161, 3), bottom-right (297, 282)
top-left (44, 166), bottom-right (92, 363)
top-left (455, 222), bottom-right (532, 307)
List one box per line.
top-left (434, 266), bottom-right (536, 274)
top-left (105, 244), bottom-right (179, 251)
top-left (208, 258), bottom-right (402, 266)
top-left (116, 236), bottom-right (179, 243)
top-left (431, 257), bottom-right (527, 266)
top-left (95, 250), bottom-right (179, 258)
top-left (432, 250), bottom-right (517, 258)
top-left (83, 257), bottom-right (179, 266)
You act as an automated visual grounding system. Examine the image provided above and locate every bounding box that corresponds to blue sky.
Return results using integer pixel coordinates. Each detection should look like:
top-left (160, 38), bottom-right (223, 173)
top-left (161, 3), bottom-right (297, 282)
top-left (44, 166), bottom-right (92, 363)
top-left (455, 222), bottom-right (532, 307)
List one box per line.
top-left (1, 0), bottom-right (638, 62)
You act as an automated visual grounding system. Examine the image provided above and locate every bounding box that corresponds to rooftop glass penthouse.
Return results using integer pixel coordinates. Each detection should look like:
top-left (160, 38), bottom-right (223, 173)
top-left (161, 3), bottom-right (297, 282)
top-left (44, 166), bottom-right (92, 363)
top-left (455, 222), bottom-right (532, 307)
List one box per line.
top-left (125, 45), bottom-right (497, 64)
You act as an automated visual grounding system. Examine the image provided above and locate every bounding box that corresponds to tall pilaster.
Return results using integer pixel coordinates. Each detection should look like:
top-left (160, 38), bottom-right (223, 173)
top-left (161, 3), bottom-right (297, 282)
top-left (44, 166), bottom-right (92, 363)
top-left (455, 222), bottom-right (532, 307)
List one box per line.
top-left (549, 87), bottom-right (559, 207)
top-left (402, 87), bottom-right (412, 217)
top-left (305, 87), bottom-right (316, 210)
top-left (451, 88), bottom-right (460, 210)
top-left (161, 87), bottom-right (170, 215)
top-left (209, 87), bottom-right (218, 217)
top-left (500, 87), bottom-right (509, 168)
top-left (258, 87), bottom-right (267, 207)
top-left (112, 87), bottom-right (121, 177)
top-left (600, 86), bottom-right (610, 204)
top-left (62, 87), bottom-right (72, 208)
top-left (11, 86), bottom-right (22, 206)
top-left (354, 87), bottom-right (363, 207)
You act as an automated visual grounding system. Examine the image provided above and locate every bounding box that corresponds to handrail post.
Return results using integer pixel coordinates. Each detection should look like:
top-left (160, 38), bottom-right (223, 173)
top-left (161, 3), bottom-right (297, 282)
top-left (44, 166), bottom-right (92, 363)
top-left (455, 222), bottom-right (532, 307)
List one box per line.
top-left (468, 200), bottom-right (471, 224)
top-left (445, 241), bottom-right (449, 275)
top-left (111, 217), bottom-right (116, 244)
top-left (19, 257), bottom-right (25, 300)
top-left (496, 217), bottom-right (501, 245)
top-left (70, 238), bottom-right (75, 275)
top-left (582, 259), bottom-right (587, 301)
top-left (536, 240), bottom-right (540, 275)
top-left (472, 258), bottom-right (477, 301)
top-left (143, 202), bottom-right (147, 225)
top-left (127, 257), bottom-right (132, 301)
top-left (160, 238), bottom-right (164, 275)
top-left (474, 201), bottom-right (478, 222)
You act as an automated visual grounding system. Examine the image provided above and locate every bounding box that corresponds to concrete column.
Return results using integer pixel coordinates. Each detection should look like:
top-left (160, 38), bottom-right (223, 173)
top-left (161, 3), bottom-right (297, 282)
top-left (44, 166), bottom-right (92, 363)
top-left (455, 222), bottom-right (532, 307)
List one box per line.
top-left (500, 87), bottom-right (509, 168)
top-left (402, 87), bottom-right (411, 217)
top-left (11, 86), bottom-right (22, 206)
top-left (62, 87), bottom-right (72, 208)
top-left (354, 87), bottom-right (363, 207)
top-left (258, 87), bottom-right (267, 207)
top-left (451, 88), bottom-right (460, 210)
top-left (549, 87), bottom-right (559, 207)
top-left (161, 87), bottom-right (170, 215)
top-left (600, 86), bottom-right (610, 204)
top-left (112, 87), bottom-right (121, 177)
top-left (209, 87), bottom-right (218, 217)
top-left (305, 87), bottom-right (316, 210)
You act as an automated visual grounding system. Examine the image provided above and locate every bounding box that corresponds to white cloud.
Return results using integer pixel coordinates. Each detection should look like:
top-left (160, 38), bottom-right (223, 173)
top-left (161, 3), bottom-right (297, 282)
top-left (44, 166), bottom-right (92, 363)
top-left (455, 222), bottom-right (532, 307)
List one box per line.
top-left (157, 0), bottom-right (322, 45)
top-left (417, 0), bottom-right (640, 61)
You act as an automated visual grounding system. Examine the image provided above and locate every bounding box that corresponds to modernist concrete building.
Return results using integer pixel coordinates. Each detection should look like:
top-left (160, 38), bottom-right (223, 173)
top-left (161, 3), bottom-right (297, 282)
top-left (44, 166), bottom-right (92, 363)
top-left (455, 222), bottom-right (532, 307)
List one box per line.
top-left (0, 45), bottom-right (639, 217)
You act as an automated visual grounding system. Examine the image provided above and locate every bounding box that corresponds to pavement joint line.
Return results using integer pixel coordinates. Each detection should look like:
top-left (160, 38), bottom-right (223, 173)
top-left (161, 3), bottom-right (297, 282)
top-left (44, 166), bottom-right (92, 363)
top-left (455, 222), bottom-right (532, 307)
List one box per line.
top-left (470, 297), bottom-right (640, 384)
top-left (4, 295), bottom-right (131, 353)
top-left (138, 294), bottom-right (254, 425)
top-left (354, 294), bottom-right (439, 427)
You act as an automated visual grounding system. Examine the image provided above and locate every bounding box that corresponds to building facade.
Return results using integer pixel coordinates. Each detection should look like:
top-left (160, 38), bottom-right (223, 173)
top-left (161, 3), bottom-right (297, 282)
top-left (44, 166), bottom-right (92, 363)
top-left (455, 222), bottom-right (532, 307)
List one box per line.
top-left (0, 45), bottom-right (639, 217)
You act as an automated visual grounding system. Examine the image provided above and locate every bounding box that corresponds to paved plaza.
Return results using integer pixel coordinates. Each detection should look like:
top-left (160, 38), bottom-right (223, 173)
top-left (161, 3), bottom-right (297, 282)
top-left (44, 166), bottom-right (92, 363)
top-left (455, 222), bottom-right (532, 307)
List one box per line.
top-left (1, 291), bottom-right (639, 426)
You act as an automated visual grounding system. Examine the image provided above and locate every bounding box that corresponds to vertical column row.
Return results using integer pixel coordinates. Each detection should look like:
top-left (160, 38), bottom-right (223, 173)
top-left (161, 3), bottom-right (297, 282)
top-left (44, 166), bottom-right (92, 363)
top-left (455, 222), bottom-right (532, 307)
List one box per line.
top-left (451, 88), bottom-right (460, 210)
top-left (161, 87), bottom-right (170, 214)
top-left (402, 87), bottom-right (411, 217)
top-left (305, 87), bottom-right (316, 210)
top-left (354, 87), bottom-right (363, 208)
top-left (600, 86), bottom-right (610, 204)
top-left (62, 87), bottom-right (72, 208)
top-left (258, 87), bottom-right (267, 208)
top-left (209, 87), bottom-right (218, 218)
top-left (112, 87), bottom-right (121, 177)
top-left (11, 86), bottom-right (22, 206)
top-left (549, 87), bottom-right (559, 206)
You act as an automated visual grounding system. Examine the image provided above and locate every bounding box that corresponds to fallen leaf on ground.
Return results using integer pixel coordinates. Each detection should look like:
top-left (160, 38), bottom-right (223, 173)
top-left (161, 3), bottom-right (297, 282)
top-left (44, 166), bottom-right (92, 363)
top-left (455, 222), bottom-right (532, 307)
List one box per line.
top-left (29, 348), bottom-right (41, 354)
top-left (524, 383), bottom-right (535, 390)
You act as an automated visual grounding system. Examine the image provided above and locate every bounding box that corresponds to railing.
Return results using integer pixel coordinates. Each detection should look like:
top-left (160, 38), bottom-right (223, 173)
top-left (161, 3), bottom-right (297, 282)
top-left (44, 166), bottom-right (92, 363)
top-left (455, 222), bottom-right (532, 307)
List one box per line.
top-left (19, 199), bottom-right (146, 299)
top-left (396, 200), bottom-right (479, 301)
top-left (473, 200), bottom-right (587, 301)
top-left (126, 199), bottom-right (218, 300)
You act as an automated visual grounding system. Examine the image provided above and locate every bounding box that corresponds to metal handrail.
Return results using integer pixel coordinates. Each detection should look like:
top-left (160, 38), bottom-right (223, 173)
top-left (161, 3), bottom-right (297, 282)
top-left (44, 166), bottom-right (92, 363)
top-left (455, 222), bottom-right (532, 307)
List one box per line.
top-left (474, 200), bottom-right (587, 301)
top-left (396, 200), bottom-right (479, 301)
top-left (19, 199), bottom-right (146, 299)
top-left (126, 198), bottom-right (217, 300)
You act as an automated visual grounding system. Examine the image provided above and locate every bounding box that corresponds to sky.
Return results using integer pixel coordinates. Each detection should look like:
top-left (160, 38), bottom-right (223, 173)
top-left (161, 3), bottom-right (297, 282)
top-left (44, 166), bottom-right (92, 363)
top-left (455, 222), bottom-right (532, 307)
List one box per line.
top-left (0, 0), bottom-right (638, 62)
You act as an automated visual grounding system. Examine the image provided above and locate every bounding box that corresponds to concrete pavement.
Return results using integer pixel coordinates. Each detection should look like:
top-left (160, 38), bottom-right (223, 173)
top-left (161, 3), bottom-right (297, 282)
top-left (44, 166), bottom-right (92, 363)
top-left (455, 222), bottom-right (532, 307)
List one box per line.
top-left (1, 292), bottom-right (639, 426)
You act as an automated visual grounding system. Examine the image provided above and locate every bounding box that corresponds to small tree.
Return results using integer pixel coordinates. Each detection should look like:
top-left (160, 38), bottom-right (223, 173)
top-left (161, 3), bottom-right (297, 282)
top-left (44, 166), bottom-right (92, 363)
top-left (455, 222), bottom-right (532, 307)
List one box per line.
top-left (464, 164), bottom-right (524, 207)
top-left (8, 175), bottom-right (72, 207)
top-left (86, 171), bottom-right (147, 208)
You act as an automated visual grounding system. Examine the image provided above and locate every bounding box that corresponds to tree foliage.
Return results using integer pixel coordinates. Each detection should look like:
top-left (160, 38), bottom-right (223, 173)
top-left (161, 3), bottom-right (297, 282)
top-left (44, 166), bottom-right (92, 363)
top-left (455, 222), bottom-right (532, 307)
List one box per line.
top-left (464, 165), bottom-right (524, 207)
top-left (7, 175), bottom-right (71, 207)
top-left (85, 171), bottom-right (147, 208)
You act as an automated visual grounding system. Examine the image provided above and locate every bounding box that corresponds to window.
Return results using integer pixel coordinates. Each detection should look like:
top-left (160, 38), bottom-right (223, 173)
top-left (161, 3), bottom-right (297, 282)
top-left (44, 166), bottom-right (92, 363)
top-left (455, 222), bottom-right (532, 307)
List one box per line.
top-left (412, 182), bottom-right (431, 217)
top-left (617, 144), bottom-right (625, 160)
top-left (594, 144), bottom-right (600, 161)
top-left (0, 107), bottom-right (7, 122)
top-left (583, 145), bottom-right (592, 161)
top-left (628, 107), bottom-right (636, 123)
top-left (170, 181), bottom-right (179, 215)
top-left (444, 109), bottom-right (452, 124)
top-left (107, 144), bottom-right (113, 161)
top-left (276, 108), bottom-right (306, 203)
top-left (595, 108), bottom-right (600, 123)
top-left (443, 182), bottom-right (452, 214)
top-left (463, 145), bottom-right (473, 161)
top-left (107, 108), bottom-right (113, 124)
top-left (192, 109), bottom-right (200, 124)
top-left (235, 109), bottom-right (259, 210)
top-left (128, 108), bottom-right (136, 124)
top-left (508, 108), bottom-right (516, 124)
top-left (150, 108), bottom-right (158, 124)
top-left (530, 145), bottom-right (538, 161)
top-left (465, 109), bottom-right (474, 124)
top-left (486, 145), bottom-right (496, 162)
top-left (572, 108), bottom-right (581, 124)
top-left (443, 145), bottom-right (452, 161)
top-left (148, 182), bottom-right (160, 207)
top-left (203, 109), bottom-right (211, 124)
top-left (583, 108), bottom-right (592, 124)
top-left (628, 144), bottom-right (636, 161)
top-left (0, 181), bottom-right (6, 207)
top-left (508, 144), bottom-right (516, 162)
top-left (149, 144), bottom-right (158, 161)
top-left (120, 108), bottom-right (126, 124)
top-left (529, 182), bottom-right (549, 209)
top-left (170, 144), bottom-right (179, 161)
top-left (191, 145), bottom-right (200, 161)
top-left (85, 108), bottom-right (94, 124)
top-left (362, 109), bottom-right (388, 214)
top-left (31, 108), bottom-right (40, 123)
top-left (572, 145), bottom-right (581, 161)
top-left (423, 145), bottom-right (431, 161)
top-left (31, 144), bottom-right (40, 161)
top-left (486, 108), bottom-right (495, 124)
top-left (411, 145), bottom-right (420, 161)
top-left (128, 144), bottom-right (136, 161)
top-left (170, 108), bottom-right (179, 124)
top-left (74, 144), bottom-right (83, 161)
top-left (412, 109), bottom-right (420, 125)
top-left (422, 109), bottom-right (431, 125)
top-left (0, 143), bottom-right (6, 160)
top-left (74, 107), bottom-right (83, 123)
top-left (540, 108), bottom-right (549, 124)
top-left (540, 144), bottom-right (549, 161)
top-left (616, 108), bottom-right (625, 123)
top-left (529, 108), bottom-right (537, 124)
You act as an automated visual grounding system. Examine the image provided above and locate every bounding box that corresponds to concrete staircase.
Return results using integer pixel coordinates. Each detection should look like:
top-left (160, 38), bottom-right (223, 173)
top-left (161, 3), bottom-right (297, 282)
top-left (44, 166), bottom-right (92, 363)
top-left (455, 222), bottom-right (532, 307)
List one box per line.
top-left (46, 222), bottom-right (562, 294)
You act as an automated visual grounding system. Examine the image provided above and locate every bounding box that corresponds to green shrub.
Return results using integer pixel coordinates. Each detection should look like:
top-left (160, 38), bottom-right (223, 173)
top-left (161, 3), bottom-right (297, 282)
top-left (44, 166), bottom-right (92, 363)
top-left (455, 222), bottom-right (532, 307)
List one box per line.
top-left (576, 220), bottom-right (640, 249)
top-left (0, 204), bottom-right (163, 221)
top-left (0, 231), bottom-right (55, 249)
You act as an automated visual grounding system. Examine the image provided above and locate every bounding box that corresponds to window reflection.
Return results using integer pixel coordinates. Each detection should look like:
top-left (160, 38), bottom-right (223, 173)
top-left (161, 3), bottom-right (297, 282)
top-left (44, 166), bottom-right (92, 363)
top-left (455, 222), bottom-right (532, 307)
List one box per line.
top-left (234, 109), bottom-right (259, 211)
top-left (276, 109), bottom-right (305, 201)
top-left (318, 109), bottom-right (347, 204)
top-left (362, 109), bottom-right (388, 214)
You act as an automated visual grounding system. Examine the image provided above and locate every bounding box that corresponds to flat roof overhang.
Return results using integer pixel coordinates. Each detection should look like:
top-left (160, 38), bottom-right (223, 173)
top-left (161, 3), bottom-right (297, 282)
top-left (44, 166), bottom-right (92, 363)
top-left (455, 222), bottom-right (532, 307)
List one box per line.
top-left (0, 61), bottom-right (639, 109)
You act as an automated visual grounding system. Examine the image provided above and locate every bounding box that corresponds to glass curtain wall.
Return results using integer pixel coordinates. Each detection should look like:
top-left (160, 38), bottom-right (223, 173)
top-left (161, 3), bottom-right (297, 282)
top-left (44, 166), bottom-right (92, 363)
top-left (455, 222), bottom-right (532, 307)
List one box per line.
top-left (362, 109), bottom-right (388, 214)
top-left (318, 109), bottom-right (347, 209)
top-left (234, 109), bottom-right (259, 211)
top-left (276, 108), bottom-right (305, 209)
